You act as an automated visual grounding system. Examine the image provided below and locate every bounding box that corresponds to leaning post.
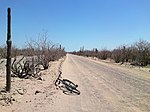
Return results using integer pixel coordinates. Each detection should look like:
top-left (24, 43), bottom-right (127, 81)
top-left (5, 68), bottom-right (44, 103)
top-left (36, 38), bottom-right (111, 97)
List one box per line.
top-left (6, 7), bottom-right (12, 92)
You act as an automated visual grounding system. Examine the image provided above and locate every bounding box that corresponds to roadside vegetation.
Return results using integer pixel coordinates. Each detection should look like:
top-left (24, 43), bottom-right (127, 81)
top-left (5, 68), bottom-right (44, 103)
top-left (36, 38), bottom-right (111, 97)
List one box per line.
top-left (72, 39), bottom-right (150, 67)
top-left (0, 33), bottom-right (66, 79)
top-left (0, 31), bottom-right (66, 105)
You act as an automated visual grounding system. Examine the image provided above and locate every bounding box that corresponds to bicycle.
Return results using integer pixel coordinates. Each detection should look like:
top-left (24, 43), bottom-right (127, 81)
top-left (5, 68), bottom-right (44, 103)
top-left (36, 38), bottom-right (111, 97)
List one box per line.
top-left (55, 71), bottom-right (80, 95)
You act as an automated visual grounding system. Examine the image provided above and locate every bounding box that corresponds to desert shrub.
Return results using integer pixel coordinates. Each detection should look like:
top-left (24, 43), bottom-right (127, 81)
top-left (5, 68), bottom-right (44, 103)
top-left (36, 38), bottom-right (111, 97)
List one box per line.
top-left (0, 45), bottom-right (7, 58)
top-left (98, 49), bottom-right (111, 60)
top-left (133, 40), bottom-right (150, 66)
top-left (111, 49), bottom-right (121, 63)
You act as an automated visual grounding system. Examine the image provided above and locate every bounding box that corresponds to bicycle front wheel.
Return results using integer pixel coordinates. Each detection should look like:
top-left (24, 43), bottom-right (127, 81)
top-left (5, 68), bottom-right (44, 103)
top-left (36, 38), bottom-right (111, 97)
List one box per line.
top-left (62, 79), bottom-right (77, 89)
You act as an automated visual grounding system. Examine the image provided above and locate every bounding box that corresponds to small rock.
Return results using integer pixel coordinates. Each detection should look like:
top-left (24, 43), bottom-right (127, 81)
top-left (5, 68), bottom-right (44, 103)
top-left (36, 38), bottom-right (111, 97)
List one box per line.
top-left (12, 98), bottom-right (15, 101)
top-left (35, 90), bottom-right (42, 95)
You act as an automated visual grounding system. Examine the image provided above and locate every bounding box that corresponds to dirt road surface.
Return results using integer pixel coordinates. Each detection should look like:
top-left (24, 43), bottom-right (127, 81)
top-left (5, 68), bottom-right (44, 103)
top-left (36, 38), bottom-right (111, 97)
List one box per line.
top-left (0, 54), bottom-right (150, 112)
top-left (53, 54), bottom-right (150, 112)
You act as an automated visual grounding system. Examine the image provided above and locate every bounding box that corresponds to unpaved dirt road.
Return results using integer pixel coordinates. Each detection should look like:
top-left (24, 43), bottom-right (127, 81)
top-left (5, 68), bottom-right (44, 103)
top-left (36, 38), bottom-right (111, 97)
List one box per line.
top-left (53, 54), bottom-right (150, 112)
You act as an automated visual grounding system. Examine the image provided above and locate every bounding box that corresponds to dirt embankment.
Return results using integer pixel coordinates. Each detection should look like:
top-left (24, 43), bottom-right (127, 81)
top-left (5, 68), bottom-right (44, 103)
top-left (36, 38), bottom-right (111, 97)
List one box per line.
top-left (0, 57), bottom-right (65, 112)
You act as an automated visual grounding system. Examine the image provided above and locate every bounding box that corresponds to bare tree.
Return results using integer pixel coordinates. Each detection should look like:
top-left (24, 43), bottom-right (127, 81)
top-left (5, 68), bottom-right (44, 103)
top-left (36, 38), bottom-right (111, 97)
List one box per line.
top-left (134, 39), bottom-right (150, 66)
top-left (25, 32), bottom-right (66, 70)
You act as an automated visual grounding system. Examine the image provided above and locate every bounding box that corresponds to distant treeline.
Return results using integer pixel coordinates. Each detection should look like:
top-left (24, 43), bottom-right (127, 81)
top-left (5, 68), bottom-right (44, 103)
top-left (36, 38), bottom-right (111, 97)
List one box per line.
top-left (72, 39), bottom-right (150, 66)
top-left (0, 34), bottom-right (66, 62)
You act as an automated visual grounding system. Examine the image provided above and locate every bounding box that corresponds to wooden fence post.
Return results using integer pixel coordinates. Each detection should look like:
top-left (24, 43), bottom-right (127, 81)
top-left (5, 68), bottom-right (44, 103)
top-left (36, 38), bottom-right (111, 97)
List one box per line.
top-left (6, 7), bottom-right (12, 92)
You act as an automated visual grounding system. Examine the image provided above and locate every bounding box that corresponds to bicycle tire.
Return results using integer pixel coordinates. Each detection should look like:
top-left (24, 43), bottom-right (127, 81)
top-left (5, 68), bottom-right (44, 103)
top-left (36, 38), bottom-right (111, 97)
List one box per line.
top-left (62, 79), bottom-right (78, 89)
top-left (62, 80), bottom-right (80, 95)
top-left (71, 88), bottom-right (80, 95)
top-left (55, 78), bottom-right (61, 86)
top-left (55, 73), bottom-right (80, 95)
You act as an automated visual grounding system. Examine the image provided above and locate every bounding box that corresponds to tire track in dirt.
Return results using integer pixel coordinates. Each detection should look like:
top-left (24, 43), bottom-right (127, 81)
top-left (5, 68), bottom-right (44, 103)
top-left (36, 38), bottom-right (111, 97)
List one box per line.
top-left (69, 54), bottom-right (150, 112)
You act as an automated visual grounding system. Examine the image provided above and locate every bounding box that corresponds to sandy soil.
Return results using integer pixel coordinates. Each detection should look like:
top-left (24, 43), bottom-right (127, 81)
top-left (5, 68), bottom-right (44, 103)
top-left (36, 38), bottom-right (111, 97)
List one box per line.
top-left (0, 54), bottom-right (150, 112)
top-left (0, 57), bottom-right (65, 112)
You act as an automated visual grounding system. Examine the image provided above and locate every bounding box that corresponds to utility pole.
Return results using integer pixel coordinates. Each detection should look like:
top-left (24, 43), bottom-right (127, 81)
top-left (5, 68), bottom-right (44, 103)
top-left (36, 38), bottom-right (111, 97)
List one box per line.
top-left (6, 7), bottom-right (12, 92)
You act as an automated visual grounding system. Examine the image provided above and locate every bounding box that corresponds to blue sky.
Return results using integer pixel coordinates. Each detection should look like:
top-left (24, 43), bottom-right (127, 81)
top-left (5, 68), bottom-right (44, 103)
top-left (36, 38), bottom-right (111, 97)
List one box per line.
top-left (0, 0), bottom-right (150, 51)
